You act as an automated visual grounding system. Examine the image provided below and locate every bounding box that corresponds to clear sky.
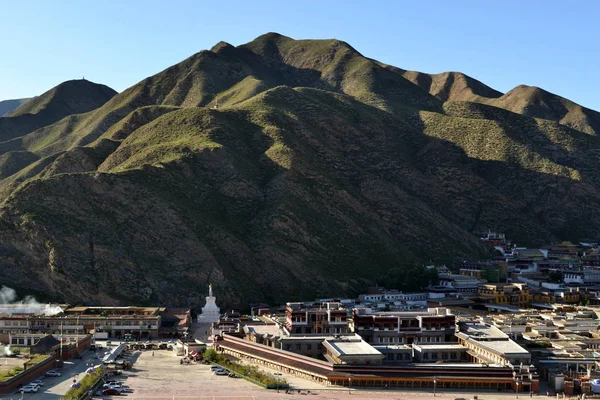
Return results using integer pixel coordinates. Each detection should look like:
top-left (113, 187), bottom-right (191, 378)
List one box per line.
top-left (1, 0), bottom-right (598, 111)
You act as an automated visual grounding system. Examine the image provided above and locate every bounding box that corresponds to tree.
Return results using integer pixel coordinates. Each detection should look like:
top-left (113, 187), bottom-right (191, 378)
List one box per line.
top-left (202, 348), bottom-right (218, 362)
top-left (549, 272), bottom-right (563, 283)
top-left (377, 265), bottom-right (438, 292)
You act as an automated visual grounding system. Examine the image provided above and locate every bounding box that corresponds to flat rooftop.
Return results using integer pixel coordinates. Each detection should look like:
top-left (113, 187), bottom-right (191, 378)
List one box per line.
top-left (243, 324), bottom-right (284, 337)
top-left (477, 339), bottom-right (530, 356)
top-left (459, 323), bottom-right (508, 340)
top-left (324, 339), bottom-right (382, 356)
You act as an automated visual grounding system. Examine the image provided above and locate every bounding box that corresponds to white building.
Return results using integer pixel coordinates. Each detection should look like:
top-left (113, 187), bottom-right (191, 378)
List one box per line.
top-left (197, 284), bottom-right (220, 323)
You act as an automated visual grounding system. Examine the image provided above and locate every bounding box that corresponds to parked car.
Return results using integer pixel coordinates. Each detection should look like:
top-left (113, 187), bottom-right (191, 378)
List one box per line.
top-left (71, 382), bottom-right (81, 388)
top-left (214, 369), bottom-right (228, 376)
top-left (103, 381), bottom-right (123, 388)
top-left (210, 366), bottom-right (220, 371)
top-left (29, 379), bottom-right (44, 386)
top-left (102, 388), bottom-right (121, 395)
top-left (45, 370), bottom-right (61, 377)
top-left (20, 385), bottom-right (39, 393)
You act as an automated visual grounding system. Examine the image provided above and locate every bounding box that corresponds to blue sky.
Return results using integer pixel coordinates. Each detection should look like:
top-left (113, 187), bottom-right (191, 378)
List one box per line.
top-left (0, 0), bottom-right (598, 111)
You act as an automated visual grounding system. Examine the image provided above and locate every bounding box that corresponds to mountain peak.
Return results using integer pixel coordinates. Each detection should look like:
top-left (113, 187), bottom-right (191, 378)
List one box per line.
top-left (399, 69), bottom-right (503, 102)
top-left (10, 79), bottom-right (117, 117)
top-left (0, 79), bottom-right (117, 142)
top-left (210, 41), bottom-right (234, 53)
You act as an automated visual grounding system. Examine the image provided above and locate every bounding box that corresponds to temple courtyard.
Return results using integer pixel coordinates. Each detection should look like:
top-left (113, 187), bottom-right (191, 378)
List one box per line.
top-left (92, 348), bottom-right (546, 400)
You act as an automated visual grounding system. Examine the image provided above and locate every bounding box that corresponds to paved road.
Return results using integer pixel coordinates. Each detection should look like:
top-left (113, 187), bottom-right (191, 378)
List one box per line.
top-left (7, 345), bottom-right (108, 400)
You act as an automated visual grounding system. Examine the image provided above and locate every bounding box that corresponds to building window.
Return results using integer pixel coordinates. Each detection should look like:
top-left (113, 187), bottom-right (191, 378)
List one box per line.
top-left (307, 344), bottom-right (312, 350)
top-left (431, 353), bottom-right (437, 359)
top-left (295, 344), bottom-right (301, 351)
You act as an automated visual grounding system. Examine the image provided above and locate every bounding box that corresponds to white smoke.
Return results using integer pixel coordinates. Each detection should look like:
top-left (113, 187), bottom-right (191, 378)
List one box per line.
top-left (1, 345), bottom-right (13, 356)
top-left (0, 286), bottom-right (63, 316)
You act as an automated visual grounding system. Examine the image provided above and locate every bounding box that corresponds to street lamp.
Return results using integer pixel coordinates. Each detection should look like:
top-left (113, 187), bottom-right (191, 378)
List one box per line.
top-left (274, 372), bottom-right (282, 393)
top-left (529, 373), bottom-right (533, 397)
top-left (349, 376), bottom-right (352, 394)
top-left (434, 376), bottom-right (437, 397)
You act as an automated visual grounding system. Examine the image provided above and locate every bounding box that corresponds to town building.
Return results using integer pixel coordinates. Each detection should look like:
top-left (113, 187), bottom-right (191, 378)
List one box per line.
top-left (412, 342), bottom-right (467, 362)
top-left (548, 242), bottom-right (581, 260)
top-left (478, 283), bottom-right (530, 309)
top-left (322, 337), bottom-right (384, 365)
top-left (352, 307), bottom-right (456, 345)
top-left (456, 321), bottom-right (531, 366)
top-left (285, 302), bottom-right (349, 335)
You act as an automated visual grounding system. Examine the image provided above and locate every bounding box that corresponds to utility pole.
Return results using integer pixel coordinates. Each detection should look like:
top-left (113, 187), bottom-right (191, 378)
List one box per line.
top-left (60, 321), bottom-right (64, 360)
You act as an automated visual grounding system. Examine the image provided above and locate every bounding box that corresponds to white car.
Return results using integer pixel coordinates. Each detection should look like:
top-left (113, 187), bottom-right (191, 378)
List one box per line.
top-left (45, 370), bottom-right (61, 377)
top-left (20, 385), bottom-right (39, 393)
top-left (29, 379), bottom-right (44, 386)
top-left (103, 382), bottom-right (123, 389)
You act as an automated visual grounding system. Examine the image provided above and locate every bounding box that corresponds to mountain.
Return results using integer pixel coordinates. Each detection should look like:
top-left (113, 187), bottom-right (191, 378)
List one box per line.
top-left (0, 98), bottom-right (32, 117)
top-left (0, 80), bottom-right (117, 142)
top-left (399, 69), bottom-right (600, 136)
top-left (0, 33), bottom-right (598, 309)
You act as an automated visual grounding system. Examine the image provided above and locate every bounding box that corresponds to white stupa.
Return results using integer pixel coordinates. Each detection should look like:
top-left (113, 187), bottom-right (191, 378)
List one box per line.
top-left (197, 284), bottom-right (220, 323)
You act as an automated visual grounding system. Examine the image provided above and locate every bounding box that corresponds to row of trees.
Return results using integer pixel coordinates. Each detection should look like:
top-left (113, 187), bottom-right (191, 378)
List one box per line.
top-left (202, 348), bottom-right (286, 387)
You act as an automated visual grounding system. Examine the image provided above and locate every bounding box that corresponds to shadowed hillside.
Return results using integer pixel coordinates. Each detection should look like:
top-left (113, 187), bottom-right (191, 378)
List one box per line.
top-left (0, 33), bottom-right (598, 308)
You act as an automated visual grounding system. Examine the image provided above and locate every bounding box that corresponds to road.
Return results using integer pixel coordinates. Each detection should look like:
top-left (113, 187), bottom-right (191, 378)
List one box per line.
top-left (5, 343), bottom-right (109, 400)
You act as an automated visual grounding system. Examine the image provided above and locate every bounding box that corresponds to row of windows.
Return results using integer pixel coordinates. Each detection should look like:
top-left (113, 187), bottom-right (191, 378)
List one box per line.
top-left (422, 351), bottom-right (463, 360)
top-left (377, 335), bottom-right (443, 344)
top-left (0, 321), bottom-right (28, 327)
top-left (385, 353), bottom-right (412, 360)
top-left (283, 343), bottom-right (323, 351)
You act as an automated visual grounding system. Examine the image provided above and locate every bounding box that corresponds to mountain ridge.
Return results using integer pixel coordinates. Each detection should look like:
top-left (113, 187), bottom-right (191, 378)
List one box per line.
top-left (0, 98), bottom-right (33, 117)
top-left (399, 68), bottom-right (600, 135)
top-left (0, 33), bottom-right (598, 309)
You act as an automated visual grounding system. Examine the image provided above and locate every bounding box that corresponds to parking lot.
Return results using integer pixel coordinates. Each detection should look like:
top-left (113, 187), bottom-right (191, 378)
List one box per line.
top-left (104, 348), bottom-right (263, 399)
top-left (90, 348), bottom-right (473, 400)
top-left (4, 341), bottom-right (539, 400)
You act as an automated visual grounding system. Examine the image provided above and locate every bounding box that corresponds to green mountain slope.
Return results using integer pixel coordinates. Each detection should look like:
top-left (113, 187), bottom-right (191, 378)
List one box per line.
top-left (0, 98), bottom-right (33, 117)
top-left (0, 80), bottom-right (116, 143)
top-left (398, 68), bottom-right (600, 136)
top-left (0, 33), bottom-right (598, 308)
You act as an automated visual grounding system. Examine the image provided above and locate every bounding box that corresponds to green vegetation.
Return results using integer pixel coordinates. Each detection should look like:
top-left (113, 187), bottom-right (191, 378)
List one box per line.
top-left (376, 266), bottom-right (438, 292)
top-left (0, 365), bottom-right (24, 382)
top-left (63, 367), bottom-right (104, 400)
top-left (24, 354), bottom-right (51, 368)
top-left (9, 346), bottom-right (29, 354)
top-left (202, 348), bottom-right (286, 387)
top-left (1, 33), bottom-right (600, 308)
top-left (527, 341), bottom-right (551, 349)
top-left (0, 354), bottom-right (50, 382)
